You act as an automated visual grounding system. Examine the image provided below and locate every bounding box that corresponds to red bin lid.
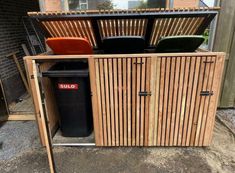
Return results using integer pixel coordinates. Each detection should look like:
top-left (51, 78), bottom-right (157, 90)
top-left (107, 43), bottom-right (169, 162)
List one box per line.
top-left (46, 37), bottom-right (93, 55)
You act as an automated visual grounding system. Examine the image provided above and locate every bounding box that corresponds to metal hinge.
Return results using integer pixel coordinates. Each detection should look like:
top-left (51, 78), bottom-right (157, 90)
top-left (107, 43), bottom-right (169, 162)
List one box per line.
top-left (41, 92), bottom-right (45, 100)
top-left (31, 73), bottom-right (42, 79)
top-left (139, 91), bottom-right (151, 96)
top-left (200, 91), bottom-right (214, 96)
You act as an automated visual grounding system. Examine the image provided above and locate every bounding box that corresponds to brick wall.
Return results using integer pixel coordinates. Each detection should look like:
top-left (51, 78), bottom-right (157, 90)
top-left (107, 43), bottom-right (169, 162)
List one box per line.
top-left (0, 0), bottom-right (40, 103)
top-left (173, 0), bottom-right (199, 8)
top-left (44, 0), bottom-right (62, 11)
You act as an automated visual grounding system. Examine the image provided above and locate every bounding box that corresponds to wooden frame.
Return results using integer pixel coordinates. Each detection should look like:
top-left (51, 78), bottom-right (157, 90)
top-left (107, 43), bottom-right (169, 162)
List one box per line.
top-left (24, 52), bottom-right (225, 172)
top-left (24, 8), bottom-right (224, 173)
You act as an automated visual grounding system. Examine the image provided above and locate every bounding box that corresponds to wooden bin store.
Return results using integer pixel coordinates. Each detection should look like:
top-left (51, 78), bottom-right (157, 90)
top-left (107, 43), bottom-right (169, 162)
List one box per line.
top-left (24, 8), bottom-right (225, 172)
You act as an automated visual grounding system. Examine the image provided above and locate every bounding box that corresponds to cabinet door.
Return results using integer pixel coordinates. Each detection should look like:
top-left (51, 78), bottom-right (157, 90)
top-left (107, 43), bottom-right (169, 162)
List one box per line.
top-left (90, 55), bottom-right (224, 147)
top-left (90, 57), bottom-right (152, 146)
top-left (148, 55), bottom-right (224, 146)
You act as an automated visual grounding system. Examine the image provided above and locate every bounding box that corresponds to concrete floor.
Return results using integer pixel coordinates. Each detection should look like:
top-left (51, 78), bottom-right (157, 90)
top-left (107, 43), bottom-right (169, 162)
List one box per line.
top-left (0, 111), bottom-right (235, 173)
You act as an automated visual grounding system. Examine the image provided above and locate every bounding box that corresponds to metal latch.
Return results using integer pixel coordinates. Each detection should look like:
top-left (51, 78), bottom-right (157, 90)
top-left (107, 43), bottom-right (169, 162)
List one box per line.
top-left (200, 91), bottom-right (214, 96)
top-left (139, 91), bottom-right (151, 96)
top-left (133, 62), bottom-right (144, 65)
top-left (203, 61), bottom-right (214, 64)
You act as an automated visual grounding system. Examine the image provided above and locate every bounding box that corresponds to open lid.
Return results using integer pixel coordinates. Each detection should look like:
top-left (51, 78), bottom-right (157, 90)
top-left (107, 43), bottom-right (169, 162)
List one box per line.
top-left (28, 7), bottom-right (219, 50)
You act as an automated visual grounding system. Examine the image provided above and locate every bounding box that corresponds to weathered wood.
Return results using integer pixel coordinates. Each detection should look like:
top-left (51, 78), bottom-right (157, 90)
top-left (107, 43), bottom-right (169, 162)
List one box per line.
top-left (7, 52), bottom-right (30, 94)
top-left (6, 114), bottom-right (35, 121)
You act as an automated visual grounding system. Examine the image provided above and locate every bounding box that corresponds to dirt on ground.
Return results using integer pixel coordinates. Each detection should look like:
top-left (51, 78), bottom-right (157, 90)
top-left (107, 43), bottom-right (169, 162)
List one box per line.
top-left (0, 111), bottom-right (234, 173)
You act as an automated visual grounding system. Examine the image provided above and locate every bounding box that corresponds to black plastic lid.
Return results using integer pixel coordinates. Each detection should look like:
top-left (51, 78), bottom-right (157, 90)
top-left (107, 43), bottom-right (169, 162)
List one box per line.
top-left (42, 62), bottom-right (89, 77)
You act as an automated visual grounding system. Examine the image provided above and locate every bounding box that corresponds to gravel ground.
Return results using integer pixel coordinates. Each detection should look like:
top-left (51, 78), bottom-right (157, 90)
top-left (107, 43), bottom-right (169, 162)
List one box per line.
top-left (0, 121), bottom-right (40, 161)
top-left (217, 109), bottom-right (235, 134)
top-left (0, 110), bottom-right (234, 173)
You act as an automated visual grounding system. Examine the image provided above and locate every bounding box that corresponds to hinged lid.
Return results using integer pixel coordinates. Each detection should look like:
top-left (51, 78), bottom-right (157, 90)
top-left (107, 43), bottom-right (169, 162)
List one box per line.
top-left (28, 7), bottom-right (219, 50)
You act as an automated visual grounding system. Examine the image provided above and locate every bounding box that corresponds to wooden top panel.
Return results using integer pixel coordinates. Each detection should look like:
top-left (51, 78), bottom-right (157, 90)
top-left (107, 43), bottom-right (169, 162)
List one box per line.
top-left (28, 7), bottom-right (220, 16)
top-left (28, 8), bottom-right (219, 49)
top-left (24, 52), bottom-right (226, 61)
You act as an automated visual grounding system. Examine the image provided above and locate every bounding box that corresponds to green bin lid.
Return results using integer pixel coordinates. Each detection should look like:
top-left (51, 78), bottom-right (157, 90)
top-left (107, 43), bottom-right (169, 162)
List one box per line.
top-left (155, 35), bottom-right (205, 53)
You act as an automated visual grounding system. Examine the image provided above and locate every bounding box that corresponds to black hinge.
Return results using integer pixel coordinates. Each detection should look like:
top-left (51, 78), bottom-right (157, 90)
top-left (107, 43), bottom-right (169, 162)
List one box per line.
top-left (200, 91), bottom-right (214, 96)
top-left (41, 92), bottom-right (45, 99)
top-left (139, 91), bottom-right (151, 96)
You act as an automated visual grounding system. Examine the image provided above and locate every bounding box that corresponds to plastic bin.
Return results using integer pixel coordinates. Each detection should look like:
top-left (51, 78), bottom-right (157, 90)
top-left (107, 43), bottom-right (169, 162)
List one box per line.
top-left (42, 61), bottom-right (93, 137)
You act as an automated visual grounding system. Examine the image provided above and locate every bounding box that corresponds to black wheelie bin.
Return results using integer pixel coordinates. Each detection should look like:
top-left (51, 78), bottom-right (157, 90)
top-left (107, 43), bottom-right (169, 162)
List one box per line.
top-left (42, 61), bottom-right (93, 137)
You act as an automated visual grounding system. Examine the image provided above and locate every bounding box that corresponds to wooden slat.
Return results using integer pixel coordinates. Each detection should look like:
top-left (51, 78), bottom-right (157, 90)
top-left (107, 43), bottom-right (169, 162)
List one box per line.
top-left (185, 57), bottom-right (201, 146)
top-left (118, 58), bottom-right (124, 146)
top-left (132, 58), bottom-right (137, 146)
top-left (135, 58), bottom-right (141, 146)
top-left (169, 57), bottom-right (180, 146)
top-left (99, 59), bottom-right (108, 146)
top-left (157, 57), bottom-right (165, 146)
top-left (88, 58), bottom-right (101, 146)
top-left (181, 56), bottom-right (196, 146)
top-left (104, 59), bottom-right (111, 146)
top-left (153, 58), bottom-right (161, 146)
top-left (140, 58), bottom-right (146, 146)
top-left (177, 57), bottom-right (190, 146)
top-left (165, 57), bottom-right (175, 146)
top-left (127, 58), bottom-right (132, 146)
top-left (94, 59), bottom-right (104, 146)
top-left (173, 57), bottom-right (185, 146)
top-left (123, 58), bottom-right (128, 146)
top-left (108, 59), bottom-right (115, 146)
top-left (148, 57), bottom-right (157, 146)
top-left (161, 57), bottom-right (170, 146)
top-left (190, 56), bottom-right (206, 146)
top-left (113, 58), bottom-right (119, 146)
top-left (144, 58), bottom-right (151, 146)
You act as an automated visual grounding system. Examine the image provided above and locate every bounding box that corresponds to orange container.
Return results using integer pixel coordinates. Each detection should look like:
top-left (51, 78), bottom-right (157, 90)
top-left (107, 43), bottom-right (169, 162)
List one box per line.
top-left (46, 37), bottom-right (93, 55)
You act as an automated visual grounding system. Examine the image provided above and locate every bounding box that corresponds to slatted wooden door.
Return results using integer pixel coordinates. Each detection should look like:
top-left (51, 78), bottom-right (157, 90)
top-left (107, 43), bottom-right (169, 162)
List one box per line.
top-left (148, 55), bottom-right (224, 146)
top-left (90, 57), bottom-right (152, 146)
top-left (89, 55), bottom-right (224, 147)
